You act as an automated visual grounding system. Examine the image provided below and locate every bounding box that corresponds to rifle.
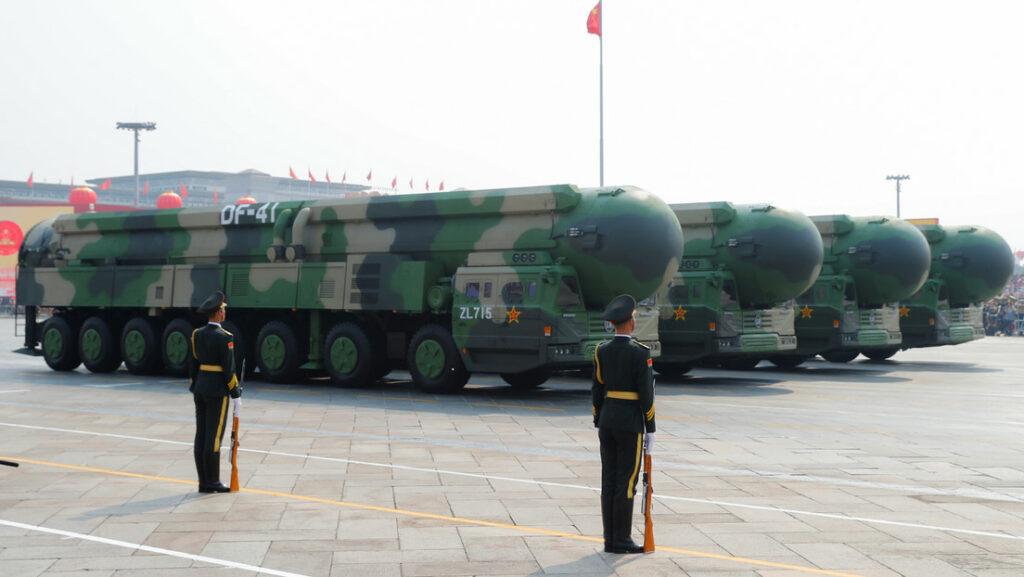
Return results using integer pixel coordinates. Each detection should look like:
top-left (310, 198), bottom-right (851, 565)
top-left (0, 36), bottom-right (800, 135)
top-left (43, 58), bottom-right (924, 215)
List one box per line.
top-left (642, 453), bottom-right (654, 552)
top-left (230, 359), bottom-right (244, 492)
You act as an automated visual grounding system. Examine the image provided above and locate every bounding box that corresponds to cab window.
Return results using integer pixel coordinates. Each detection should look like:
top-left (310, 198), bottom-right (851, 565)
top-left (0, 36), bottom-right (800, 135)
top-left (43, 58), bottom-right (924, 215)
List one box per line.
top-left (528, 281), bottom-right (537, 299)
top-left (503, 282), bottom-right (524, 304)
top-left (465, 282), bottom-right (480, 298)
top-left (483, 282), bottom-right (493, 298)
top-left (669, 285), bottom-right (689, 304)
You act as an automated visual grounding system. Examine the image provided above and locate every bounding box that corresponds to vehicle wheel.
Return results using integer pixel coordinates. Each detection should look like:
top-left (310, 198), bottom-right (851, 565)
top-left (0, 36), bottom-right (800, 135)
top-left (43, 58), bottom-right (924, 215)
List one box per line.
top-left (862, 348), bottom-right (898, 361)
top-left (768, 355), bottom-right (809, 369)
top-left (718, 357), bottom-right (760, 370)
top-left (256, 320), bottom-right (300, 383)
top-left (79, 316), bottom-right (122, 373)
top-left (41, 316), bottom-right (80, 371)
top-left (407, 324), bottom-right (469, 394)
top-left (221, 320), bottom-right (251, 378)
top-left (653, 362), bottom-right (692, 378)
top-left (821, 350), bottom-right (860, 363)
top-left (121, 317), bottom-right (160, 375)
top-left (324, 322), bottom-right (373, 387)
top-left (501, 367), bottom-right (552, 390)
top-left (162, 318), bottom-right (195, 377)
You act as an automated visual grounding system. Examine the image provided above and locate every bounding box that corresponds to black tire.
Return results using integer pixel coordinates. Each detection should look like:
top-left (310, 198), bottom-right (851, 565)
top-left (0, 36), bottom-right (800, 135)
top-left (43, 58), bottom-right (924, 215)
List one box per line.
top-left (821, 350), bottom-right (860, 363)
top-left (79, 316), bottom-right (122, 373)
top-left (256, 320), bottom-right (300, 383)
top-left (862, 348), bottom-right (898, 361)
top-left (718, 357), bottom-right (760, 370)
top-left (653, 362), bottom-right (692, 378)
top-left (121, 317), bottom-right (161, 375)
top-left (407, 324), bottom-right (469, 394)
top-left (501, 366), bottom-right (553, 390)
top-left (324, 322), bottom-right (374, 387)
top-left (768, 355), bottom-right (809, 369)
top-left (41, 316), bottom-right (81, 371)
top-left (221, 320), bottom-right (251, 379)
top-left (161, 318), bottom-right (195, 377)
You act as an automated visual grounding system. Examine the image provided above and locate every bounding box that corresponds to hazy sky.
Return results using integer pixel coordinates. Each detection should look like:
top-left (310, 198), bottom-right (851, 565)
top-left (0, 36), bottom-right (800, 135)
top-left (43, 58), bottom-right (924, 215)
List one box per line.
top-left (3, 1), bottom-right (1022, 251)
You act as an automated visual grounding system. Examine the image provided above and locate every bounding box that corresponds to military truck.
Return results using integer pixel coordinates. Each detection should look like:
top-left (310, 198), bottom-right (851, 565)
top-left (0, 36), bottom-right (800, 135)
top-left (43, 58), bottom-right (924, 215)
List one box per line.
top-left (769, 215), bottom-right (931, 366)
top-left (653, 202), bottom-right (823, 376)
top-left (897, 224), bottom-right (1013, 351)
top-left (17, 184), bottom-right (683, 393)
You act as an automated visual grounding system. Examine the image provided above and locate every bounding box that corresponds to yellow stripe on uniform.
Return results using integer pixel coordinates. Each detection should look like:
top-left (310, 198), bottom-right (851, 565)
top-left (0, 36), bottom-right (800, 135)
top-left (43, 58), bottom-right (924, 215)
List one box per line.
top-left (191, 328), bottom-right (200, 360)
top-left (200, 364), bottom-right (222, 372)
top-left (227, 374), bottom-right (238, 391)
top-left (626, 432), bottom-right (643, 499)
top-left (593, 343), bottom-right (603, 384)
top-left (213, 396), bottom-right (228, 453)
top-left (606, 391), bottom-right (639, 400)
top-left (646, 403), bottom-right (655, 421)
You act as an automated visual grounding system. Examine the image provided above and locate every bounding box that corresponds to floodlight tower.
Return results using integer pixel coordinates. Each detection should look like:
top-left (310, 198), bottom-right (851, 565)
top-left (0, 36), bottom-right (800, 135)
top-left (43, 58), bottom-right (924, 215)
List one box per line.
top-left (886, 174), bottom-right (910, 218)
top-left (116, 122), bottom-right (157, 206)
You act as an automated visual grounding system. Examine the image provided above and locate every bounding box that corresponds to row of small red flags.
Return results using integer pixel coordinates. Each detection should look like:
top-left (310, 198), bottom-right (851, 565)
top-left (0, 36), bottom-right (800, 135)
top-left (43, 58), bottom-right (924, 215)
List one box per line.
top-left (289, 167), bottom-right (445, 192)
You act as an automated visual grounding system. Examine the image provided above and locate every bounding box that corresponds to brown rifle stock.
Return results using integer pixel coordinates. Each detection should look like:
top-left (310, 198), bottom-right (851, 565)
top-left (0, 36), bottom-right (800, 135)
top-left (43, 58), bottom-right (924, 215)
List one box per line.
top-left (642, 453), bottom-right (654, 552)
top-left (229, 360), bottom-right (244, 492)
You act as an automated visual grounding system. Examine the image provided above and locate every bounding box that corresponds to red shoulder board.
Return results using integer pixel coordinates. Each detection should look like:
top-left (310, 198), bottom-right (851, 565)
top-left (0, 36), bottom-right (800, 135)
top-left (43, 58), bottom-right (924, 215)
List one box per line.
top-left (647, 358), bottom-right (653, 366)
top-left (228, 342), bottom-right (234, 349)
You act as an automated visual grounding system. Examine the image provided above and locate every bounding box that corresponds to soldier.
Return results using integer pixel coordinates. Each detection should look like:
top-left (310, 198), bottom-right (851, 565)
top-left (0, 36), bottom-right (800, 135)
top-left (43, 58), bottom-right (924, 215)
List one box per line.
top-left (190, 290), bottom-right (242, 493)
top-left (592, 294), bottom-right (656, 554)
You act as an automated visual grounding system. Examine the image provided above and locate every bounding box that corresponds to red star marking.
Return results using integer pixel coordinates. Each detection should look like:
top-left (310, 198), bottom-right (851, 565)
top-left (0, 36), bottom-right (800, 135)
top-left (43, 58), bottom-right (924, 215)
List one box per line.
top-left (674, 306), bottom-right (686, 320)
top-left (899, 305), bottom-right (910, 317)
top-left (800, 305), bottom-right (813, 319)
top-left (507, 306), bottom-right (521, 324)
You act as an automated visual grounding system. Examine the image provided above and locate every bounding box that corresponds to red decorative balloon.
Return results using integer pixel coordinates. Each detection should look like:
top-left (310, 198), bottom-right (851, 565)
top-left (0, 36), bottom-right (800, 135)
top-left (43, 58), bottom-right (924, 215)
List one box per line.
top-left (156, 191), bottom-right (183, 209)
top-left (68, 186), bottom-right (98, 205)
top-left (235, 195), bottom-right (257, 205)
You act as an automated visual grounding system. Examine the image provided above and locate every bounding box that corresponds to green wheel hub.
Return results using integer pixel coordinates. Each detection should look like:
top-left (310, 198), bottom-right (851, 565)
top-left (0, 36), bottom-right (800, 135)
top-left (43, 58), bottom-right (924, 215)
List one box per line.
top-left (43, 328), bottom-right (64, 359)
top-left (81, 328), bottom-right (103, 361)
top-left (329, 337), bottom-right (358, 375)
top-left (414, 339), bottom-right (445, 379)
top-left (260, 334), bottom-right (286, 371)
top-left (165, 332), bottom-right (188, 366)
top-left (124, 330), bottom-right (146, 363)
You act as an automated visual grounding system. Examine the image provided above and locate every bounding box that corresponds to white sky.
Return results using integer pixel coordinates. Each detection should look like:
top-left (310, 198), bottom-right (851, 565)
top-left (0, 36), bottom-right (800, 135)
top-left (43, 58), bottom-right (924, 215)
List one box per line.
top-left (2, 1), bottom-right (1022, 252)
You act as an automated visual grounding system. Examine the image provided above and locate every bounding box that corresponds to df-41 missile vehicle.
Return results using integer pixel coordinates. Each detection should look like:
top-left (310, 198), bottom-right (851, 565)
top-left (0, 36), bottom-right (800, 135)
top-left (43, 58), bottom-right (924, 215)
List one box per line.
top-left (770, 215), bottom-right (932, 366)
top-left (653, 202), bottom-right (822, 376)
top-left (17, 184), bottom-right (683, 393)
top-left (897, 224), bottom-right (1013, 351)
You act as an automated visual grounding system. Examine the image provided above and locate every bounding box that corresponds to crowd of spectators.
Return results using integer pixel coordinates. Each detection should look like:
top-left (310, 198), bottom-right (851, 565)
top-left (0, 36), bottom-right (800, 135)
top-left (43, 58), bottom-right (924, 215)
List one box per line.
top-left (983, 272), bottom-right (1023, 336)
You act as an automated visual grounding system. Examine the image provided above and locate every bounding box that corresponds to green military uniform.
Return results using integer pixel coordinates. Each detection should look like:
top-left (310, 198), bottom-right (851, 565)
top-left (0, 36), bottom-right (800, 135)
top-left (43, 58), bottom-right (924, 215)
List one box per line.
top-left (189, 291), bottom-right (241, 493)
top-left (592, 294), bottom-right (655, 554)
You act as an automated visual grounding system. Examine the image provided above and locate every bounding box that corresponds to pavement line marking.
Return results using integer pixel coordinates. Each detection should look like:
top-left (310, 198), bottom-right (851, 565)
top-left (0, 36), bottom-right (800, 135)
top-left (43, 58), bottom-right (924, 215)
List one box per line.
top-left (658, 415), bottom-right (712, 422)
top-left (84, 383), bottom-right (142, 388)
top-left (4, 422), bottom-right (1023, 542)
top-left (0, 518), bottom-right (315, 577)
top-left (357, 394), bottom-right (439, 403)
top-left (470, 402), bottom-right (564, 411)
top-left (0, 390), bottom-right (28, 394)
top-left (0, 456), bottom-right (866, 577)
top-left (249, 387), bottom-right (323, 395)
top-left (764, 423), bottom-right (892, 435)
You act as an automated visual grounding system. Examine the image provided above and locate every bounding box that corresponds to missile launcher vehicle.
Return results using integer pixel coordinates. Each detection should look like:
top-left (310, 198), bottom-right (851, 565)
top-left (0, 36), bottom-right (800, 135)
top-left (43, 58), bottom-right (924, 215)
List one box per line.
top-left (897, 224), bottom-right (1013, 351)
top-left (770, 215), bottom-right (931, 366)
top-left (653, 202), bottom-right (823, 376)
top-left (16, 184), bottom-right (683, 393)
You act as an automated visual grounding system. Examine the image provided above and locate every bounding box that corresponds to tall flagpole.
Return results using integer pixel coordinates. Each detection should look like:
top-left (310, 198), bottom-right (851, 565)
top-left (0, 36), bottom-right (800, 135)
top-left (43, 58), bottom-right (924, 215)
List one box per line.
top-left (599, 1), bottom-right (604, 187)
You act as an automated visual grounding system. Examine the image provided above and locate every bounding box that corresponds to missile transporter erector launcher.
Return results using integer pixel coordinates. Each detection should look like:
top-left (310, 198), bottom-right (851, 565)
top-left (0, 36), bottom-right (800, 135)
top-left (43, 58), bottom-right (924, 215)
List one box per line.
top-left (17, 184), bottom-right (683, 393)
top-left (771, 215), bottom-right (932, 366)
top-left (898, 224), bottom-right (1013, 350)
top-left (653, 202), bottom-right (822, 376)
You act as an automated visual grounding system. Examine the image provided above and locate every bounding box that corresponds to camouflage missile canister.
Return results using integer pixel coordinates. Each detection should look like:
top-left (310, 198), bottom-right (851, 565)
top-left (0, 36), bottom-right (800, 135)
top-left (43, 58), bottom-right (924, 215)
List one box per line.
top-left (775, 215), bottom-right (932, 365)
top-left (900, 224), bottom-right (1013, 348)
top-left (17, 184), bottom-right (683, 393)
top-left (653, 202), bottom-right (823, 375)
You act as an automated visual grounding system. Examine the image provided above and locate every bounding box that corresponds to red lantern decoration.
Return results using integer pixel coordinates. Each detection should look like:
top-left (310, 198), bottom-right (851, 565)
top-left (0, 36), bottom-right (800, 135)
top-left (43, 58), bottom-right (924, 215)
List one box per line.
top-left (235, 195), bottom-right (257, 205)
top-left (68, 186), bottom-right (98, 206)
top-left (156, 191), bottom-right (183, 209)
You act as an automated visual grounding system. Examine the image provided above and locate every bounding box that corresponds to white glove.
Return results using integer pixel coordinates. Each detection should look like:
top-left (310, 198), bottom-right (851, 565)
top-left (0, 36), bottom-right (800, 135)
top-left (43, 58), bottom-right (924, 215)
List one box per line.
top-left (643, 432), bottom-right (655, 455)
top-left (232, 397), bottom-right (241, 417)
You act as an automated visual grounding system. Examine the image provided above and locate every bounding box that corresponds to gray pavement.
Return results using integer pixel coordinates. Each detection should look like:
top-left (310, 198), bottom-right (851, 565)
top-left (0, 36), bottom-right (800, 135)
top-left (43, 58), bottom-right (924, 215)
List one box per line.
top-left (1, 317), bottom-right (1022, 576)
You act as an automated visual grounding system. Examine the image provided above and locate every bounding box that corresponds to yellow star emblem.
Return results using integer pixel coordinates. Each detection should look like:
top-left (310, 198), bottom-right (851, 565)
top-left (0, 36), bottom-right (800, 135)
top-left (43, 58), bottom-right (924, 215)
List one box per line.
top-left (507, 306), bottom-right (521, 324)
top-left (899, 305), bottom-right (910, 318)
top-left (674, 306), bottom-right (687, 320)
top-left (800, 305), bottom-right (812, 319)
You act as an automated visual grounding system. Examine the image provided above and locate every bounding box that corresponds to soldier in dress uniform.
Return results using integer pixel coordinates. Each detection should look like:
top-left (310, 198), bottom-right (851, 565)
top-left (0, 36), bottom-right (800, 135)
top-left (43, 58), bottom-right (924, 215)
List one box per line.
top-left (592, 294), bottom-right (656, 554)
top-left (190, 290), bottom-right (242, 493)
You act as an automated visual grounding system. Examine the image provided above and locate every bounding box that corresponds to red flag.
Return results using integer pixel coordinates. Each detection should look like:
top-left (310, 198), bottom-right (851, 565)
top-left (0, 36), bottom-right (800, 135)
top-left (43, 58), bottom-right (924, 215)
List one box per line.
top-left (326, 171), bottom-right (332, 184)
top-left (180, 184), bottom-right (188, 198)
top-left (100, 178), bottom-right (111, 191)
top-left (366, 169), bottom-right (372, 181)
top-left (342, 172), bottom-right (347, 184)
top-left (587, 2), bottom-right (601, 36)
top-left (391, 176), bottom-right (397, 189)
top-left (26, 172), bottom-right (33, 187)
top-left (142, 180), bottom-right (149, 195)
top-left (439, 181), bottom-right (445, 191)
top-left (289, 166), bottom-right (298, 179)
top-left (409, 178), bottom-right (414, 190)
top-left (308, 169), bottom-right (316, 184)
top-left (425, 179), bottom-right (430, 191)
top-left (214, 190), bottom-right (218, 204)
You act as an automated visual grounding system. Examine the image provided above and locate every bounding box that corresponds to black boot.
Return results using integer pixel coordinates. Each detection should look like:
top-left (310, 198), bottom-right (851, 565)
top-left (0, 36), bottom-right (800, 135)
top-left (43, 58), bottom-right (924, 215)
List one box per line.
top-left (611, 498), bottom-right (644, 554)
top-left (200, 453), bottom-right (230, 493)
top-left (601, 495), bottom-right (614, 553)
top-left (194, 448), bottom-right (207, 493)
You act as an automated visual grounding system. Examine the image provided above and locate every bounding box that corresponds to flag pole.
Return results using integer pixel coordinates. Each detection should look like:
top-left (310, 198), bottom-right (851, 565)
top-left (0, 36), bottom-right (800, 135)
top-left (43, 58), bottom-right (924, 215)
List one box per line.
top-left (599, 1), bottom-right (604, 187)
